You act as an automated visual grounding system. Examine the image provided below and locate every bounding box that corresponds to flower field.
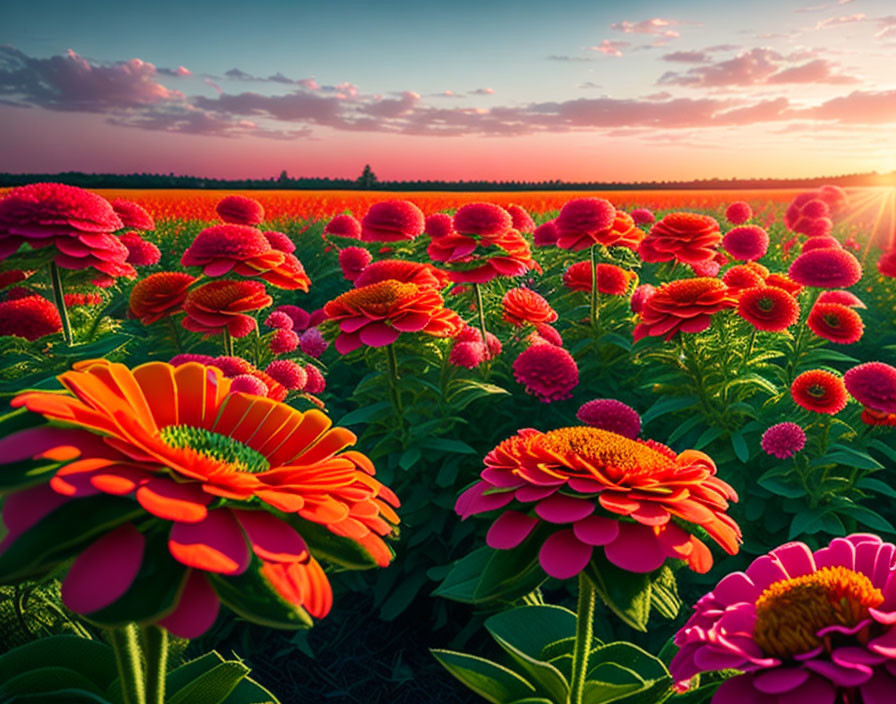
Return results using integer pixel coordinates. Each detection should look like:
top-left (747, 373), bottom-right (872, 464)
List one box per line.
top-left (0, 183), bottom-right (896, 704)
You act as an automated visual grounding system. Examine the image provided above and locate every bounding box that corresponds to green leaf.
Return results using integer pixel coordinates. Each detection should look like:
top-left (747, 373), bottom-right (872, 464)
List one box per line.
top-left (694, 427), bottom-right (721, 450)
top-left (485, 629), bottom-right (569, 704)
top-left (1, 667), bottom-right (105, 698)
top-left (649, 566), bottom-right (681, 620)
top-left (601, 333), bottom-right (632, 352)
top-left (0, 635), bottom-right (116, 691)
top-left (582, 664), bottom-right (646, 704)
top-left (641, 396), bottom-right (698, 425)
top-left (166, 662), bottom-right (250, 704)
top-left (485, 606), bottom-right (578, 662)
top-left (0, 496), bottom-right (143, 583)
top-left (868, 439), bottom-right (896, 465)
top-left (788, 508), bottom-right (830, 539)
top-left (730, 431), bottom-right (750, 464)
top-left (585, 554), bottom-right (652, 632)
top-left (445, 379), bottom-right (510, 411)
top-left (421, 437), bottom-right (477, 454)
top-left (208, 557), bottom-right (314, 630)
top-left (379, 570), bottom-right (428, 621)
top-left (432, 650), bottom-right (536, 704)
top-left (399, 447), bottom-right (422, 470)
top-left (849, 505), bottom-right (895, 533)
top-left (667, 416), bottom-right (704, 445)
top-left (813, 445), bottom-right (883, 471)
top-left (856, 477), bottom-right (896, 499)
top-left (586, 642), bottom-right (672, 704)
top-left (165, 653), bottom-right (227, 696)
top-left (757, 470), bottom-right (806, 499)
top-left (337, 401), bottom-right (393, 426)
top-left (221, 676), bottom-right (281, 704)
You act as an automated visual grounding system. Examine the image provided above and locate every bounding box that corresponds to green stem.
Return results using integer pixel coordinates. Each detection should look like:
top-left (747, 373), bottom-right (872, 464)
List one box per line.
top-left (589, 245), bottom-right (600, 329)
top-left (141, 625), bottom-right (168, 704)
top-left (222, 327), bottom-right (234, 357)
top-left (569, 573), bottom-right (596, 704)
top-left (386, 344), bottom-right (405, 440)
top-left (473, 282), bottom-right (488, 345)
top-left (745, 328), bottom-right (757, 362)
top-left (107, 624), bottom-right (146, 704)
top-left (49, 262), bottom-right (73, 346)
top-left (165, 317), bottom-right (182, 352)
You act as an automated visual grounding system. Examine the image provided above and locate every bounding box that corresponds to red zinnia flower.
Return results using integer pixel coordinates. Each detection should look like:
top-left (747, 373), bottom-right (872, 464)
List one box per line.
top-left (339, 246), bottom-right (372, 282)
top-left (270, 329), bottom-right (300, 354)
top-left (111, 199), bottom-right (155, 231)
top-left (807, 302), bottom-right (864, 345)
top-left (630, 208), bottom-right (655, 225)
top-left (120, 232), bottom-right (161, 267)
top-left (512, 345), bottom-right (579, 402)
top-left (128, 271), bottom-right (196, 325)
top-left (324, 214), bottom-right (362, 240)
top-left (723, 225), bottom-right (769, 261)
top-left (304, 364), bottom-right (326, 393)
top-left (216, 194), bottom-right (264, 226)
top-left (502, 287), bottom-right (557, 327)
top-left (0, 183), bottom-right (134, 278)
top-left (576, 399), bottom-right (641, 439)
top-left (878, 250), bottom-right (896, 278)
top-left (725, 201), bottom-right (752, 225)
top-left (844, 362), bottom-right (896, 414)
top-left (353, 259), bottom-right (448, 290)
top-left (0, 294), bottom-right (62, 340)
top-left (633, 278), bottom-right (736, 341)
top-left (425, 213), bottom-right (454, 238)
top-left (361, 200), bottom-right (425, 242)
top-left (530, 323), bottom-right (563, 347)
top-left (789, 247), bottom-right (862, 288)
top-left (263, 230), bottom-right (296, 253)
top-left (533, 221), bottom-right (559, 247)
top-left (181, 224), bottom-right (310, 291)
top-left (324, 280), bottom-right (463, 354)
top-left (456, 426), bottom-right (739, 577)
top-left (230, 374), bottom-right (269, 396)
top-left (274, 304), bottom-right (310, 331)
top-left (563, 261), bottom-right (634, 295)
top-left (182, 279), bottom-right (272, 338)
top-left (453, 202), bottom-right (512, 239)
top-left (428, 229), bottom-right (537, 284)
top-left (554, 198), bottom-right (616, 250)
top-left (639, 212), bottom-right (722, 266)
top-left (0, 269), bottom-right (30, 290)
top-left (505, 205), bottom-right (535, 234)
top-left (450, 339), bottom-right (487, 369)
top-left (765, 272), bottom-right (803, 296)
top-left (0, 359), bottom-right (399, 636)
top-left (817, 289), bottom-right (865, 308)
top-left (801, 235), bottom-right (841, 253)
top-left (737, 286), bottom-right (800, 332)
top-left (264, 311), bottom-right (294, 330)
top-left (791, 369), bottom-right (848, 414)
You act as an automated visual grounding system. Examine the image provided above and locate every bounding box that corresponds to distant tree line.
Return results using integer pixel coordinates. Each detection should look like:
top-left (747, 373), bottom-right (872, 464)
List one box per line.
top-left (1, 164), bottom-right (893, 192)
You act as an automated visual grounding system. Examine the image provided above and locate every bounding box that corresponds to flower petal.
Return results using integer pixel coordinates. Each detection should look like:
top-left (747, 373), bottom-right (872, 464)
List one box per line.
top-left (486, 511), bottom-right (538, 550)
top-left (136, 477), bottom-right (211, 523)
top-left (233, 509), bottom-right (309, 563)
top-left (157, 570), bottom-right (220, 638)
top-left (538, 529), bottom-right (592, 580)
top-left (603, 522), bottom-right (666, 573)
top-left (169, 510), bottom-right (250, 575)
top-left (535, 494), bottom-right (594, 524)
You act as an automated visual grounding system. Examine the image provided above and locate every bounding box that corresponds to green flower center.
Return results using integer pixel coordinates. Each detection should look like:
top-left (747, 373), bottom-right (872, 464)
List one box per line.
top-left (159, 425), bottom-right (270, 474)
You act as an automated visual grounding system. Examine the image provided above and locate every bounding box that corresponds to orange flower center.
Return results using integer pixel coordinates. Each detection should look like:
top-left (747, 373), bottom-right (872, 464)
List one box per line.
top-left (335, 280), bottom-right (420, 312)
top-left (537, 426), bottom-right (675, 478)
top-left (159, 425), bottom-right (270, 473)
top-left (753, 566), bottom-right (883, 659)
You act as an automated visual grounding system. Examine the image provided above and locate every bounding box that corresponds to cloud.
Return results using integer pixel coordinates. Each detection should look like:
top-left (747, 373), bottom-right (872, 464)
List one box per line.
top-left (814, 13), bottom-right (865, 29)
top-left (662, 50), bottom-right (711, 63)
top-left (876, 16), bottom-right (896, 39)
top-left (589, 40), bottom-right (630, 57)
top-left (611, 18), bottom-right (681, 38)
top-left (658, 48), bottom-right (858, 87)
top-left (578, 81), bottom-right (602, 90)
top-left (0, 46), bottom-right (183, 111)
top-left (794, 89), bottom-right (896, 123)
top-left (545, 54), bottom-right (597, 62)
top-left (471, 88), bottom-right (495, 95)
top-left (158, 65), bottom-right (191, 77)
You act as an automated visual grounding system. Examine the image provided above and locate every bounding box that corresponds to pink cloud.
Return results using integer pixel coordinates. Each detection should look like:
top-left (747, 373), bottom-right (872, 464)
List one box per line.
top-left (766, 59), bottom-right (858, 84)
top-left (662, 50), bottom-right (710, 63)
top-left (794, 90), bottom-right (896, 123)
top-left (589, 40), bottom-right (630, 57)
top-left (815, 13), bottom-right (865, 29)
top-left (875, 16), bottom-right (896, 39)
top-left (611, 18), bottom-right (681, 38)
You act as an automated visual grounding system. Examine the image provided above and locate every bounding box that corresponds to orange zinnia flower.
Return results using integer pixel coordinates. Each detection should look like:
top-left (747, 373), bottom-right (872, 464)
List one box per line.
top-left (325, 279), bottom-right (463, 354)
top-left (182, 279), bottom-right (272, 338)
top-left (129, 271), bottom-right (196, 325)
top-left (633, 277), bottom-right (736, 341)
top-left (639, 212), bottom-right (722, 266)
top-left (0, 360), bottom-right (399, 637)
top-left (456, 426), bottom-right (740, 578)
top-left (501, 287), bottom-right (557, 327)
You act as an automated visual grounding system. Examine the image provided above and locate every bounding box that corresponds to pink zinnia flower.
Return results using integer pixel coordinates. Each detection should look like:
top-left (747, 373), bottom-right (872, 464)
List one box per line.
top-left (576, 399), bottom-right (641, 439)
top-left (630, 208), bottom-right (655, 225)
top-left (844, 362), bottom-right (896, 413)
top-left (263, 230), bottom-right (295, 253)
top-left (120, 232), bottom-right (161, 267)
top-left (789, 248), bottom-right (862, 288)
top-left (324, 214), bottom-right (362, 240)
top-left (877, 249), bottom-right (896, 278)
top-left (264, 311), bottom-right (294, 330)
top-left (216, 195), bottom-right (264, 226)
top-left (111, 198), bottom-right (155, 230)
top-left (817, 290), bottom-right (865, 308)
top-left (760, 422), bottom-right (806, 459)
top-left (265, 359), bottom-right (308, 391)
top-left (299, 327), bottom-right (329, 358)
top-left (304, 364), bottom-right (326, 393)
top-left (807, 302), bottom-right (864, 345)
top-left (361, 200), bottom-right (425, 242)
top-left (671, 534), bottom-right (896, 704)
top-left (425, 213), bottom-right (454, 238)
top-left (0, 294), bottom-right (62, 340)
top-left (723, 225), bottom-right (769, 261)
top-left (453, 202), bottom-right (512, 238)
top-left (229, 374), bottom-right (269, 396)
top-left (339, 246), bottom-right (372, 282)
top-left (275, 304), bottom-right (310, 331)
top-left (725, 201), bottom-right (752, 225)
top-left (505, 204), bottom-right (535, 234)
top-left (512, 345), bottom-right (578, 402)
top-left (449, 340), bottom-right (486, 369)
top-left (630, 284), bottom-right (655, 314)
top-left (533, 221), bottom-right (559, 247)
top-left (801, 235), bottom-right (841, 253)
top-left (270, 328), bottom-right (300, 354)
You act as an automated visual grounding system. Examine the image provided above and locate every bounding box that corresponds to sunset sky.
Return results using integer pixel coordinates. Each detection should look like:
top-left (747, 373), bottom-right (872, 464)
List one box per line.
top-left (2, 0), bottom-right (895, 181)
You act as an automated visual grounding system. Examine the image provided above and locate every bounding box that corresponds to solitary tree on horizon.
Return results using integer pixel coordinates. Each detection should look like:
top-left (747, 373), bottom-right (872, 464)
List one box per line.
top-left (357, 164), bottom-right (378, 189)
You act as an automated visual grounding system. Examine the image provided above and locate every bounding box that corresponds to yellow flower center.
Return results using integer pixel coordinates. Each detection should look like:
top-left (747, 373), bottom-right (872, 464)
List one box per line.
top-left (753, 566), bottom-right (883, 659)
top-left (537, 426), bottom-right (674, 478)
top-left (335, 280), bottom-right (420, 312)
